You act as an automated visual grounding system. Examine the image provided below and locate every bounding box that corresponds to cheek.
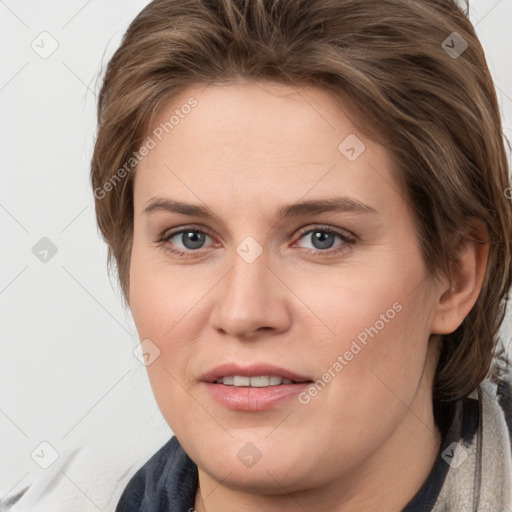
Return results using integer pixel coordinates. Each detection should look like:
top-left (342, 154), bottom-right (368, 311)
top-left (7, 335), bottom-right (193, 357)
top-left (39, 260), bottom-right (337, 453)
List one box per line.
top-left (129, 238), bottom-right (206, 337)
top-left (294, 260), bottom-right (428, 351)
top-left (294, 253), bottom-right (433, 405)
top-left (129, 243), bottom-right (218, 425)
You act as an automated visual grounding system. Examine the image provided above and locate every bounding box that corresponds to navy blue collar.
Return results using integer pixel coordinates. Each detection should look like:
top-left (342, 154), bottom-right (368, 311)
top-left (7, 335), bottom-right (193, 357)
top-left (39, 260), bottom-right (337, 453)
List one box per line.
top-left (116, 436), bottom-right (198, 511)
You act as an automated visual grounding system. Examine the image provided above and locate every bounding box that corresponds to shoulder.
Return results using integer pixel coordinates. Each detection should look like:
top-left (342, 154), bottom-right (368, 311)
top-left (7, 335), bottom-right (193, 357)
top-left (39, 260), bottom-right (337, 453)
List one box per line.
top-left (122, 435), bottom-right (182, 487)
top-left (0, 424), bottom-right (170, 512)
top-left (115, 436), bottom-right (198, 512)
top-left (496, 363), bottom-right (512, 447)
top-left (427, 369), bottom-right (512, 511)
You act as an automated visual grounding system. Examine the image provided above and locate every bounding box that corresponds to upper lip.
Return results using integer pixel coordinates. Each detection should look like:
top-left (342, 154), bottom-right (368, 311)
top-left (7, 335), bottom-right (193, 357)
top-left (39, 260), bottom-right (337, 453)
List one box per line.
top-left (200, 363), bottom-right (313, 383)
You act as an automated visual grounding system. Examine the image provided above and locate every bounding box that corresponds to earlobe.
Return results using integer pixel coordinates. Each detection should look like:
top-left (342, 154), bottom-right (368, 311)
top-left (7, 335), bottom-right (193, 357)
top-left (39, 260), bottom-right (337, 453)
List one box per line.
top-left (430, 219), bottom-right (490, 335)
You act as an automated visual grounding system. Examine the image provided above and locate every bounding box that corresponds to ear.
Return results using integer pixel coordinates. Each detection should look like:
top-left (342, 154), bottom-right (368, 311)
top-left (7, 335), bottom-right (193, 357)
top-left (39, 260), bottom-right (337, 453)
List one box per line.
top-left (430, 218), bottom-right (490, 335)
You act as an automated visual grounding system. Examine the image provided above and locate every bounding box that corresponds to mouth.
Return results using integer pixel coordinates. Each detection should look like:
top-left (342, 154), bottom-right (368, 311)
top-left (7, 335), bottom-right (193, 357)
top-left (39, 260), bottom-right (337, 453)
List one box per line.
top-left (201, 362), bottom-right (313, 385)
top-left (214, 375), bottom-right (305, 386)
top-left (200, 363), bottom-right (314, 411)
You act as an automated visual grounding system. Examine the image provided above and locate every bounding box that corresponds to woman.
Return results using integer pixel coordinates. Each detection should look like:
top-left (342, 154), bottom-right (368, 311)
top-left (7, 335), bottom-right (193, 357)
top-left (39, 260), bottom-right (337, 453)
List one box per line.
top-left (90, 0), bottom-right (512, 510)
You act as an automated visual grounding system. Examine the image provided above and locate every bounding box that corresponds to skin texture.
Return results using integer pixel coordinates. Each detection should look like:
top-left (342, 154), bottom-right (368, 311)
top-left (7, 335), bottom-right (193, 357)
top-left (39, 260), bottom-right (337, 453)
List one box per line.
top-left (129, 80), bottom-right (489, 512)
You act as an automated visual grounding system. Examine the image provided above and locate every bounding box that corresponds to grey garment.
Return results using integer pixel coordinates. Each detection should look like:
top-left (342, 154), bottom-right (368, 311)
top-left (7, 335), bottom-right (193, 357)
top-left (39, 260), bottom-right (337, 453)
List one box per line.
top-left (431, 379), bottom-right (512, 512)
top-left (403, 376), bottom-right (512, 512)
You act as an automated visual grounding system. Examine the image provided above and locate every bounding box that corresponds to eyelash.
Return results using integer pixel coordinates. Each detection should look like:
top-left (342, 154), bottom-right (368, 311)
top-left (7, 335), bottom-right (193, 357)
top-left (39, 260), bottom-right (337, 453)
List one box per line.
top-left (157, 225), bottom-right (357, 259)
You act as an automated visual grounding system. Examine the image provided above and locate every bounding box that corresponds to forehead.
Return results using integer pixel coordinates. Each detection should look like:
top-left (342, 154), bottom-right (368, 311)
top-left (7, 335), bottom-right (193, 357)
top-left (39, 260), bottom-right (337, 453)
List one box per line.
top-left (134, 81), bottom-right (398, 215)
top-left (145, 80), bottom-right (365, 156)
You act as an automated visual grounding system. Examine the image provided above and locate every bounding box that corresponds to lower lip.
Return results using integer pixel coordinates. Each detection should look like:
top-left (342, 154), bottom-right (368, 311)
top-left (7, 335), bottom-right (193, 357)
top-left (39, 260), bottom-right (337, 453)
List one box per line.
top-left (202, 382), bottom-right (311, 411)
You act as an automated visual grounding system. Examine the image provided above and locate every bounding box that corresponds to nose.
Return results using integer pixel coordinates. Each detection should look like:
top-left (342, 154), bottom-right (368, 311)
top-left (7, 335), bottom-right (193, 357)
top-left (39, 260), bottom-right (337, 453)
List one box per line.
top-left (208, 248), bottom-right (292, 340)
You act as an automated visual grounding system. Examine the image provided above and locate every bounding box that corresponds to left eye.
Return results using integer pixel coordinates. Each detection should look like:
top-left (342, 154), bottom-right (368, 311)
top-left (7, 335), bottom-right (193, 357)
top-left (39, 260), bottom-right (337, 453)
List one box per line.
top-left (294, 227), bottom-right (354, 252)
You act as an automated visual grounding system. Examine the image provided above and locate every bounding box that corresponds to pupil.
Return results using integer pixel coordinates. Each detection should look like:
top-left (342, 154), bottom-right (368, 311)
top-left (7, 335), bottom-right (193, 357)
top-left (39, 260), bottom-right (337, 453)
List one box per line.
top-left (182, 231), bottom-right (205, 249)
top-left (312, 231), bottom-right (334, 250)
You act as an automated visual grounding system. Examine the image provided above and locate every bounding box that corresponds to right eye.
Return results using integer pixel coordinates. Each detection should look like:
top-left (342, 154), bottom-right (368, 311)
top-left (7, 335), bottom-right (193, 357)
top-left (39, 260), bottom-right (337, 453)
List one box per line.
top-left (159, 227), bottom-right (216, 256)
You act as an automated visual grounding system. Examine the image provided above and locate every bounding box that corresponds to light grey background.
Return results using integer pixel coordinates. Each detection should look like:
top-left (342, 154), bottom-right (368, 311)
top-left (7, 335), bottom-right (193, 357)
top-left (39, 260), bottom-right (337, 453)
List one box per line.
top-left (1, 0), bottom-right (511, 510)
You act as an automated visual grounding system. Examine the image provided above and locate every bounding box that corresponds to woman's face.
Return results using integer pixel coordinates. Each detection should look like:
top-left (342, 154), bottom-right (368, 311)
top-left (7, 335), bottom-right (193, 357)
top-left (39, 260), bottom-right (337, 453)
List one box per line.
top-left (130, 81), bottom-right (442, 495)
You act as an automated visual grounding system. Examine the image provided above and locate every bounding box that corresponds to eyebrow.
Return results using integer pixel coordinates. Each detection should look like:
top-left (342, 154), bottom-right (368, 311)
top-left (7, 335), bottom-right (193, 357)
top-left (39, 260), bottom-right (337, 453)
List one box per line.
top-left (142, 196), bottom-right (378, 219)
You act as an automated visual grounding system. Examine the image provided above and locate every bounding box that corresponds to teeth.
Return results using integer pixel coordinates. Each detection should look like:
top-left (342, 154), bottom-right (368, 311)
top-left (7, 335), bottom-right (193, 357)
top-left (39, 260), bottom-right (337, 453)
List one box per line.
top-left (250, 376), bottom-right (270, 387)
top-left (233, 376), bottom-right (250, 387)
top-left (215, 375), bottom-right (295, 387)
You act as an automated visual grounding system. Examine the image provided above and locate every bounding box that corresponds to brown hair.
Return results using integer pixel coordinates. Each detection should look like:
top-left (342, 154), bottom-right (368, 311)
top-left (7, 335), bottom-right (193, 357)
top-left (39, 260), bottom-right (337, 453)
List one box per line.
top-left (90, 0), bottom-right (512, 415)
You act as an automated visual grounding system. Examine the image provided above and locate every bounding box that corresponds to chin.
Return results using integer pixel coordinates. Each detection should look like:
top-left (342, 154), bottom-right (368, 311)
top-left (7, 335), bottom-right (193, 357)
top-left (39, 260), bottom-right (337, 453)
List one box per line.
top-left (191, 435), bottom-right (322, 491)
